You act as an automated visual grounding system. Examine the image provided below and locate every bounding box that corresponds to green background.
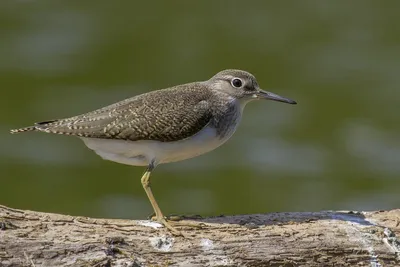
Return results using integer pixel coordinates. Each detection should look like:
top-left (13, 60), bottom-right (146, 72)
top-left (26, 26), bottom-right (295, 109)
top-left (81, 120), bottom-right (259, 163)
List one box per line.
top-left (1, 1), bottom-right (399, 220)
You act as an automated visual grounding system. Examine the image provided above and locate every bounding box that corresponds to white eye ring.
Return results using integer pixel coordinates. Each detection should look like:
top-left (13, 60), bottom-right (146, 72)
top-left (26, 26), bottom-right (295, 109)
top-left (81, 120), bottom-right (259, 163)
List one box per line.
top-left (231, 78), bottom-right (243, 88)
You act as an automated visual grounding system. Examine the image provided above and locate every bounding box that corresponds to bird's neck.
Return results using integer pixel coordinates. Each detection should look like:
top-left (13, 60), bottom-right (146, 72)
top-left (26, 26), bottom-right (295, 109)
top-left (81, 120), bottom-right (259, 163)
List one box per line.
top-left (210, 96), bottom-right (243, 140)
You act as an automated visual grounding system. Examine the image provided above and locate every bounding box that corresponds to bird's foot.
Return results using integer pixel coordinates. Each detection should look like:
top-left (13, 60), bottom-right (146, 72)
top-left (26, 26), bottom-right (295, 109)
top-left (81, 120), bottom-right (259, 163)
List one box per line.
top-left (155, 216), bottom-right (183, 236)
top-left (167, 214), bottom-right (203, 221)
top-left (149, 214), bottom-right (205, 235)
top-left (166, 214), bottom-right (205, 229)
top-left (148, 213), bottom-right (183, 236)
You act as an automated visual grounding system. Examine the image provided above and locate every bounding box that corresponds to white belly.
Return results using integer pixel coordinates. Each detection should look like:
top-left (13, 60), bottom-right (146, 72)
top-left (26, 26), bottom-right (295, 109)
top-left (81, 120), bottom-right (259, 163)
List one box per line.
top-left (81, 96), bottom-right (247, 167)
top-left (80, 123), bottom-right (238, 167)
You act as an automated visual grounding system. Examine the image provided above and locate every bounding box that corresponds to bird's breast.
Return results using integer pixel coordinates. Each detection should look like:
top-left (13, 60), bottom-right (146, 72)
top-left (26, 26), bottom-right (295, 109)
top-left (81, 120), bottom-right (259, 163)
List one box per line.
top-left (211, 98), bottom-right (243, 140)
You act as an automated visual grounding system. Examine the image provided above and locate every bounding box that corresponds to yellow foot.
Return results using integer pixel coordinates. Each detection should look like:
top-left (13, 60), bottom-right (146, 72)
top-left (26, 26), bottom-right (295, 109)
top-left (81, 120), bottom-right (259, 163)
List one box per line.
top-left (152, 216), bottom-right (183, 236)
top-left (167, 214), bottom-right (203, 221)
top-left (151, 214), bottom-right (205, 230)
top-left (168, 220), bottom-right (205, 229)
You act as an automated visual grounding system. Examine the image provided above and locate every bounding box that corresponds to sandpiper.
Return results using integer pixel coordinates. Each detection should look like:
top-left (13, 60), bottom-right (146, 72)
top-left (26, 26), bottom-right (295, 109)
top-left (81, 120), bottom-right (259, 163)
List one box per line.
top-left (11, 69), bottom-right (296, 235)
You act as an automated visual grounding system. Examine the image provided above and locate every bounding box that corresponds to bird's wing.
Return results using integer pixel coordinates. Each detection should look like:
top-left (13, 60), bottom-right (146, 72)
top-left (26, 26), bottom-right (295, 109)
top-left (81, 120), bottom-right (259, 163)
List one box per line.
top-left (26, 83), bottom-right (214, 142)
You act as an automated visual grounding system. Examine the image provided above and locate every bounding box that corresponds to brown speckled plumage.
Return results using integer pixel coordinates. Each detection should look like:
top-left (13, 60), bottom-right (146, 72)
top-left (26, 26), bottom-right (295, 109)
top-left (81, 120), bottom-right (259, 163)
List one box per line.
top-left (11, 69), bottom-right (296, 143)
top-left (11, 82), bottom-right (237, 142)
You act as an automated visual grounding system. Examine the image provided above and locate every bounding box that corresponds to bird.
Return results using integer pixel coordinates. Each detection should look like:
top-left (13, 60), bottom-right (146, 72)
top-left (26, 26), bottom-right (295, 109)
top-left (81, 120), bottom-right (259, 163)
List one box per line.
top-left (10, 69), bottom-right (297, 235)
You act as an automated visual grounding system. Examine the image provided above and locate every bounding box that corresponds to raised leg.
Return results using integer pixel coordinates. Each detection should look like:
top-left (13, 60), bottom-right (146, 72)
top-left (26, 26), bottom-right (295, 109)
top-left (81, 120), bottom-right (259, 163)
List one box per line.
top-left (140, 162), bottom-right (182, 236)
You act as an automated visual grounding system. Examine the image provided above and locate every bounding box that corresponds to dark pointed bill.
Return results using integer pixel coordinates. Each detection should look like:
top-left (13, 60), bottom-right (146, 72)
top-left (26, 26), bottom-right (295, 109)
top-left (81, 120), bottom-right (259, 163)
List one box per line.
top-left (256, 89), bottom-right (297, 104)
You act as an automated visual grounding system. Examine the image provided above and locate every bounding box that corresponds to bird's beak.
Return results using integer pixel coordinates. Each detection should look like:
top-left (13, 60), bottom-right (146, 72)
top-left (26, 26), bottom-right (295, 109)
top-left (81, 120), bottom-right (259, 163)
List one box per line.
top-left (255, 89), bottom-right (297, 104)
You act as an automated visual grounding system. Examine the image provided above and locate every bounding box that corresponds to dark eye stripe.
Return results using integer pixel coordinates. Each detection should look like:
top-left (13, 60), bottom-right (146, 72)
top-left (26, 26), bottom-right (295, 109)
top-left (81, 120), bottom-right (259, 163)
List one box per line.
top-left (244, 85), bottom-right (256, 91)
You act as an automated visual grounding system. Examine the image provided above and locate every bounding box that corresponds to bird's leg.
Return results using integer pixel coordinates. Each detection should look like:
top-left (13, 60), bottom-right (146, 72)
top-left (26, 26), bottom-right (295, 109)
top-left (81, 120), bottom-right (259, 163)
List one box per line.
top-left (140, 162), bottom-right (182, 236)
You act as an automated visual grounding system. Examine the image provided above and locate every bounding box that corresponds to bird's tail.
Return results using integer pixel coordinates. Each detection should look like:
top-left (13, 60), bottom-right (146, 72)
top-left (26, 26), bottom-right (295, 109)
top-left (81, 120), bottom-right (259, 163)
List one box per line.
top-left (10, 126), bottom-right (38, 134)
top-left (10, 120), bottom-right (58, 134)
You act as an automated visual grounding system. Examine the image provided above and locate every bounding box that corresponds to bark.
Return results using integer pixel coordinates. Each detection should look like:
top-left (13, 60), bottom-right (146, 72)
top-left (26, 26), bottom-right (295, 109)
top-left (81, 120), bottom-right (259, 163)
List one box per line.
top-left (0, 205), bottom-right (399, 267)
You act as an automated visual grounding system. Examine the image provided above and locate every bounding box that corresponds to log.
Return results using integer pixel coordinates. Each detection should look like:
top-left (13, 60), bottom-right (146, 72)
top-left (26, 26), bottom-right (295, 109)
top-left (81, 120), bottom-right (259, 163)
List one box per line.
top-left (0, 205), bottom-right (399, 267)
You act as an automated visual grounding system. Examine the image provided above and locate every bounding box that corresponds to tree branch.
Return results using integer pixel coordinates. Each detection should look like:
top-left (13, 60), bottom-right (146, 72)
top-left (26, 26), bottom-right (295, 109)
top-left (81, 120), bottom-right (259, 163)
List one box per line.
top-left (0, 205), bottom-right (399, 266)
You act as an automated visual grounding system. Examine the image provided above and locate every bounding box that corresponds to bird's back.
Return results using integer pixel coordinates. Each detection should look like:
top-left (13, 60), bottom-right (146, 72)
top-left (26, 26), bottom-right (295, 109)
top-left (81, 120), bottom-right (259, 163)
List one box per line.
top-left (11, 83), bottom-right (218, 142)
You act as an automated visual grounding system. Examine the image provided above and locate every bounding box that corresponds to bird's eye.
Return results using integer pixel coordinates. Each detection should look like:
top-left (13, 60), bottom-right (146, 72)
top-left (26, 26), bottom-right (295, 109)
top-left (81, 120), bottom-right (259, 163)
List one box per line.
top-left (231, 78), bottom-right (243, 88)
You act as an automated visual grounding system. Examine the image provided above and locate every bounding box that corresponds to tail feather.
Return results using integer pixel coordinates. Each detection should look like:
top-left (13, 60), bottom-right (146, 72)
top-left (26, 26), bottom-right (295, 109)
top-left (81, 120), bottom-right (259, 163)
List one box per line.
top-left (10, 126), bottom-right (37, 134)
top-left (10, 120), bottom-right (58, 134)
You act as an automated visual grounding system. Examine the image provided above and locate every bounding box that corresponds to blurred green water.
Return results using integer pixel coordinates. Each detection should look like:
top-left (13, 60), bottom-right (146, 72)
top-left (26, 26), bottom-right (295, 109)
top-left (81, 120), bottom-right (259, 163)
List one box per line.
top-left (1, 1), bottom-right (399, 220)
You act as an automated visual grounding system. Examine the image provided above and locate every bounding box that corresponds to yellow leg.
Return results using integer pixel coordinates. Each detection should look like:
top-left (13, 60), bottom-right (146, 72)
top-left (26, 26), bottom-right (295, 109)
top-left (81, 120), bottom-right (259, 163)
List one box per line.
top-left (140, 164), bottom-right (182, 236)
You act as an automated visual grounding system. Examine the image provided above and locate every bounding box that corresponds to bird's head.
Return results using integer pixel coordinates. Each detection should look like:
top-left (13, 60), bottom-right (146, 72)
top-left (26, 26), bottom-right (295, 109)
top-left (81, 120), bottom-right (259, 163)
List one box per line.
top-left (207, 69), bottom-right (297, 105)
